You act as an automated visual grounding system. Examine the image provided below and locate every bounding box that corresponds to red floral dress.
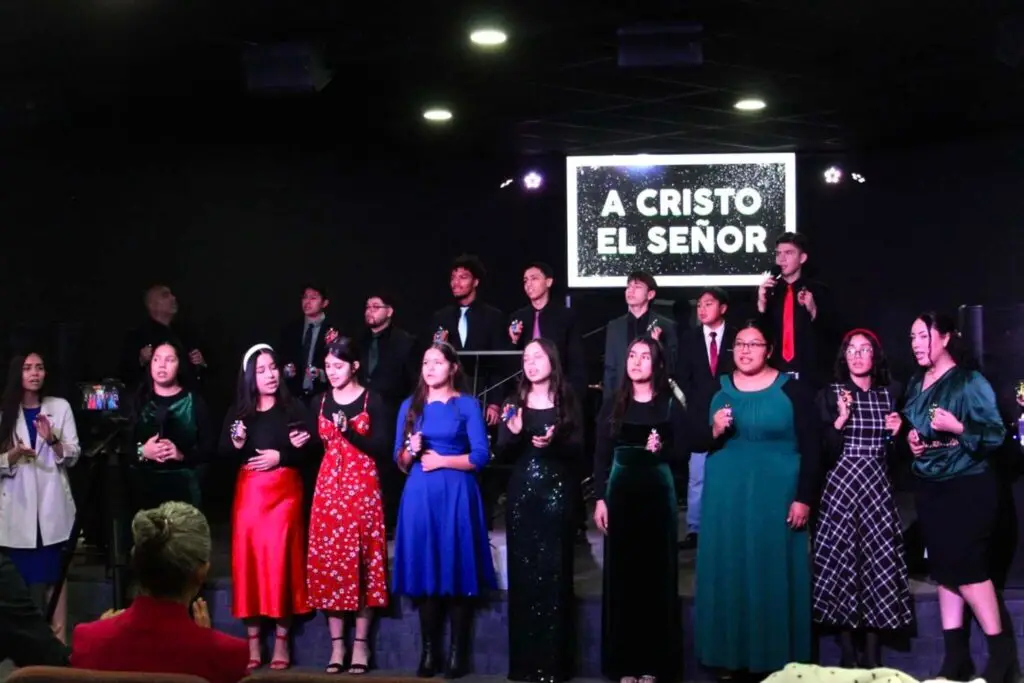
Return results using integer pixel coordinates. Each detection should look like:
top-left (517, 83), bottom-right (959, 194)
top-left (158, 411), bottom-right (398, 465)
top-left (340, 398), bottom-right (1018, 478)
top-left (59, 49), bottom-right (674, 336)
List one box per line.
top-left (306, 393), bottom-right (389, 611)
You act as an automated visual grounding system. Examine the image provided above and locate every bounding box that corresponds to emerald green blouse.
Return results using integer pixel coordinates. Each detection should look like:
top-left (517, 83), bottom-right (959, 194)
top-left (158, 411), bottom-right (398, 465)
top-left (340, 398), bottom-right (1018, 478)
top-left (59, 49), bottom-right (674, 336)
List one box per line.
top-left (903, 366), bottom-right (1006, 481)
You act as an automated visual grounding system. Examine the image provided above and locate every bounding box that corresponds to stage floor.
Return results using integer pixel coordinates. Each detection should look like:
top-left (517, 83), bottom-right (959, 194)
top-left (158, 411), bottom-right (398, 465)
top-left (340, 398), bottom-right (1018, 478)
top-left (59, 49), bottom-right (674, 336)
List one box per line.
top-left (66, 493), bottom-right (938, 598)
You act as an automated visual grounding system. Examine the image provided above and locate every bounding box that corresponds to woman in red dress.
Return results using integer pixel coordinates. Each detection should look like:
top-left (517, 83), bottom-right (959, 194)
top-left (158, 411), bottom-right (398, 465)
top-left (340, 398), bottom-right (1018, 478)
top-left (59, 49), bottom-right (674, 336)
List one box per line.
top-left (308, 334), bottom-right (390, 674)
top-left (220, 343), bottom-right (316, 671)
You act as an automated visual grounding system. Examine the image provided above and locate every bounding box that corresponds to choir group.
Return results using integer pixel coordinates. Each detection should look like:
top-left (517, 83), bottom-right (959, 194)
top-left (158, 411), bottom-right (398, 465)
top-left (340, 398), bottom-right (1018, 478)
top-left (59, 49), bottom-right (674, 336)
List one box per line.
top-left (0, 233), bottom-right (1018, 683)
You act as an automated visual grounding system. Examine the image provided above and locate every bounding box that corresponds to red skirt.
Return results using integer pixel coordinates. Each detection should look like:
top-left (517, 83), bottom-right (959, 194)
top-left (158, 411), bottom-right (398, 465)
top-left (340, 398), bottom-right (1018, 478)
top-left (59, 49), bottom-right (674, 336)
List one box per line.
top-left (231, 466), bottom-right (309, 619)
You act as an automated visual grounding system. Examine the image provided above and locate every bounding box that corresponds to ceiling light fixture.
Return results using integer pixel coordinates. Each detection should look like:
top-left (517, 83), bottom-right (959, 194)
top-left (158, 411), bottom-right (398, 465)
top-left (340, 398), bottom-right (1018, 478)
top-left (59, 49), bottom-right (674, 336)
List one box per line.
top-left (423, 108), bottom-right (453, 122)
top-left (734, 98), bottom-right (766, 111)
top-left (470, 28), bottom-right (508, 46)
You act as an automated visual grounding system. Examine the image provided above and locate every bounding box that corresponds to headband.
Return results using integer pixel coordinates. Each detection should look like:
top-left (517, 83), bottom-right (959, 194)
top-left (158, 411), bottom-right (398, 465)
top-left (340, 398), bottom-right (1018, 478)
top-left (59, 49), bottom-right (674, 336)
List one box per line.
top-left (241, 343), bottom-right (273, 371)
top-left (843, 328), bottom-right (881, 347)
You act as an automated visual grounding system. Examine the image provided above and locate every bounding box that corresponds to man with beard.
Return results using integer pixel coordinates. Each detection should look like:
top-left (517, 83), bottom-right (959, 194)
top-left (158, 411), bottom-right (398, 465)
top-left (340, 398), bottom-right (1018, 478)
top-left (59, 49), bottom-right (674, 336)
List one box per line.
top-left (359, 290), bottom-right (417, 536)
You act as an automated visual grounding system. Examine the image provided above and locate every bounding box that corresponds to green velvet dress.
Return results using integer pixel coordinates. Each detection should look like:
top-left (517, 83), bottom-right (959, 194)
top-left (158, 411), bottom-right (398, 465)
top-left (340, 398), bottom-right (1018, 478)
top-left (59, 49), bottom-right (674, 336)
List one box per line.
top-left (694, 373), bottom-right (819, 674)
top-left (594, 393), bottom-right (685, 681)
top-left (129, 390), bottom-right (212, 513)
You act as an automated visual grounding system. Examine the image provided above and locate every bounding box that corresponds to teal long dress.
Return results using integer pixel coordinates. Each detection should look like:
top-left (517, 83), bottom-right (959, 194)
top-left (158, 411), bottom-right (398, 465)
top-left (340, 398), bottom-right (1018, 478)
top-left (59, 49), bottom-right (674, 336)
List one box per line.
top-left (694, 373), bottom-right (821, 674)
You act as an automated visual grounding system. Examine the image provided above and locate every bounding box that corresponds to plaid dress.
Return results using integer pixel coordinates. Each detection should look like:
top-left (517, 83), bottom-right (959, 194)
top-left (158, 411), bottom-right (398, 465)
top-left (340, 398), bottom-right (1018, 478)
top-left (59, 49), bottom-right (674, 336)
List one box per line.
top-left (812, 383), bottom-right (913, 630)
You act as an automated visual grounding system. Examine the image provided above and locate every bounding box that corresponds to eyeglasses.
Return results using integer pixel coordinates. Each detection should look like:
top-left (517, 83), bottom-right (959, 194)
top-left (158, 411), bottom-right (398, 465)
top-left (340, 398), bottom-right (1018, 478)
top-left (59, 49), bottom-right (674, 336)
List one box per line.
top-left (733, 341), bottom-right (767, 351)
top-left (845, 347), bottom-right (874, 358)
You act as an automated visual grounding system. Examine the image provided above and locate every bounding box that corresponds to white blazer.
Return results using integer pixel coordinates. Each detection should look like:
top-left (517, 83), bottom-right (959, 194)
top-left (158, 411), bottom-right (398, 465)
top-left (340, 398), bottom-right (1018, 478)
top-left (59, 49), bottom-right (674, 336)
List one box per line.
top-left (0, 397), bottom-right (81, 548)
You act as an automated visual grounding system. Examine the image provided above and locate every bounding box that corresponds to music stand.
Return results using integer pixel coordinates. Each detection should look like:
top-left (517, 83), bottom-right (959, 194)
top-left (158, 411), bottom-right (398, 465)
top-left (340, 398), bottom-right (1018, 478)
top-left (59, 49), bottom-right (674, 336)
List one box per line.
top-left (457, 350), bottom-right (524, 401)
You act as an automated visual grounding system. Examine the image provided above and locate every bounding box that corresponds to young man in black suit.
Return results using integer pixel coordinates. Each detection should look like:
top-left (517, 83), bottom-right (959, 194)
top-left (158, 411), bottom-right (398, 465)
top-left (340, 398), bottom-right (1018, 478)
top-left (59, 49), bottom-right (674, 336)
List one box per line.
top-left (359, 290), bottom-right (417, 537)
top-left (425, 254), bottom-right (507, 424)
top-left (602, 271), bottom-right (677, 399)
top-left (675, 287), bottom-right (736, 549)
top-left (507, 262), bottom-right (587, 400)
top-left (277, 282), bottom-right (338, 403)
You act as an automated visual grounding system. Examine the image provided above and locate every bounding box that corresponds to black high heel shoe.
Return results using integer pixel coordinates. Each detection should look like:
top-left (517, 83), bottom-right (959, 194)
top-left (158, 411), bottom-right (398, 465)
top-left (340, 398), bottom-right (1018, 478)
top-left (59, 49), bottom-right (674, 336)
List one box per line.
top-left (349, 636), bottom-right (372, 675)
top-left (325, 635), bottom-right (347, 674)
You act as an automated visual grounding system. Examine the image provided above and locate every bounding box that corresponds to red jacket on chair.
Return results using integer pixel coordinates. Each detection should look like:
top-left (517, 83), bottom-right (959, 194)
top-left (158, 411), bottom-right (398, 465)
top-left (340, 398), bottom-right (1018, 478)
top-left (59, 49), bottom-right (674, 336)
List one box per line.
top-left (70, 596), bottom-right (249, 683)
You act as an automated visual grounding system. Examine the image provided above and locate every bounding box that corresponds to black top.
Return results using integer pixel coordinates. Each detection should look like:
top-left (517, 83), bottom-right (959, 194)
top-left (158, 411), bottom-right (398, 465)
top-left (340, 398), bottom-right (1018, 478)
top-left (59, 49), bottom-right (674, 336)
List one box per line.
top-left (759, 275), bottom-right (837, 388)
top-left (593, 392), bottom-right (690, 501)
top-left (425, 300), bottom-right (508, 406)
top-left (357, 325), bottom-right (418, 411)
top-left (0, 553), bottom-right (69, 666)
top-left (218, 400), bottom-right (316, 468)
top-left (312, 389), bottom-right (392, 462)
top-left (133, 389), bottom-right (215, 469)
top-left (507, 303), bottom-right (588, 400)
top-left (494, 403), bottom-right (584, 463)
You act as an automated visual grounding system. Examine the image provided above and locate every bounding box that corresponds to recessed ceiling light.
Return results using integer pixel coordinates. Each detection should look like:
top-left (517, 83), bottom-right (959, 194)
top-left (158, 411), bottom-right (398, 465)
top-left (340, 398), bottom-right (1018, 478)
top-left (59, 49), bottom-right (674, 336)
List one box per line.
top-left (734, 98), bottom-right (766, 111)
top-left (423, 108), bottom-right (453, 122)
top-left (470, 28), bottom-right (507, 46)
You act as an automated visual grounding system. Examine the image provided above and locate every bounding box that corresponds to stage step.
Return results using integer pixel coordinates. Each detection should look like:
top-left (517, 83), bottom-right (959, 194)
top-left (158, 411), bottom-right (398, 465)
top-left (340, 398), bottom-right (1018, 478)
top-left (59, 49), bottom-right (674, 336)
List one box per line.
top-left (64, 577), bottom-right (1024, 680)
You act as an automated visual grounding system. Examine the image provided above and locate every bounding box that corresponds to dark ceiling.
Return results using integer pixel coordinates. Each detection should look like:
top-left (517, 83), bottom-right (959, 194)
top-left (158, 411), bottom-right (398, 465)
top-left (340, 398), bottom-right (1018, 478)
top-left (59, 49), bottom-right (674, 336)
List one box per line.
top-left (1, 1), bottom-right (1022, 158)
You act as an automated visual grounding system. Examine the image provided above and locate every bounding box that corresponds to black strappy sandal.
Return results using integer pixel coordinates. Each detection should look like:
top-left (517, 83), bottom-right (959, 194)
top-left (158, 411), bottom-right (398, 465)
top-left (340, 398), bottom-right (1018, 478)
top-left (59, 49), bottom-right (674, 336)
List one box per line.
top-left (325, 635), bottom-right (347, 674)
top-left (348, 636), bottom-right (372, 675)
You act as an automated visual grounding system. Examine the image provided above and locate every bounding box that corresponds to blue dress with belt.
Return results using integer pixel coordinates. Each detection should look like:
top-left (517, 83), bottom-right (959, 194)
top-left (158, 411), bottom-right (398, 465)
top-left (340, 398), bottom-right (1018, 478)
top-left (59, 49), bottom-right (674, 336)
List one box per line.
top-left (1, 406), bottom-right (65, 585)
top-left (391, 395), bottom-right (496, 597)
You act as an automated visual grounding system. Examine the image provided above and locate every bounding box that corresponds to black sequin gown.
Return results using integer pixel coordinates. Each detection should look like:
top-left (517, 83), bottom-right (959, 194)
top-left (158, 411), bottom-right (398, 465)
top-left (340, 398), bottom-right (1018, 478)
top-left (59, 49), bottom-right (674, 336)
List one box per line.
top-left (496, 406), bottom-right (580, 683)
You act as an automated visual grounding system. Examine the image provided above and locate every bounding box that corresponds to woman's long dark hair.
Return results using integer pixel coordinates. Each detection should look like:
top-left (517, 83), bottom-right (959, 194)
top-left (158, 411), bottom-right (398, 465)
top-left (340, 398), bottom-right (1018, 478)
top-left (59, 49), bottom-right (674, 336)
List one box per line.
top-left (510, 338), bottom-right (578, 436)
top-left (914, 311), bottom-right (974, 369)
top-left (131, 339), bottom-right (189, 419)
top-left (324, 336), bottom-right (363, 388)
top-left (609, 336), bottom-right (670, 432)
top-left (402, 342), bottom-right (467, 440)
top-left (233, 346), bottom-right (296, 419)
top-left (0, 351), bottom-right (51, 450)
top-left (833, 329), bottom-right (892, 386)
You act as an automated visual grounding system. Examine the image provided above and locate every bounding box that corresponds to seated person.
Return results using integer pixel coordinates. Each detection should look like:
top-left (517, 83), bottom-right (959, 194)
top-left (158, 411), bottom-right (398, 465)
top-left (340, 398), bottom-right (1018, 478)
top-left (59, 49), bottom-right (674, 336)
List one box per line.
top-left (71, 502), bottom-right (248, 683)
top-left (0, 552), bottom-right (69, 666)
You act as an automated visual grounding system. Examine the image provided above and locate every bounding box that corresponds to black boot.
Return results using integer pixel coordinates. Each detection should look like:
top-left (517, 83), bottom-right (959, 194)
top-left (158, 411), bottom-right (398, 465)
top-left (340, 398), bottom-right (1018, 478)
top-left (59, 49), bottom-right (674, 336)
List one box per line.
top-left (417, 598), bottom-right (441, 678)
top-left (862, 631), bottom-right (882, 669)
top-left (937, 627), bottom-right (976, 681)
top-left (838, 630), bottom-right (858, 668)
top-left (983, 631), bottom-right (1016, 683)
top-left (444, 599), bottom-right (471, 679)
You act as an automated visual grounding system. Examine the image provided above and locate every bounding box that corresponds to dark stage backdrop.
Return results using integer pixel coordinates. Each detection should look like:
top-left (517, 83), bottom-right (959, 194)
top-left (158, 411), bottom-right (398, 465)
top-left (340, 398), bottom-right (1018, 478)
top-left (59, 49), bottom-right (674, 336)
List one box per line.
top-left (0, 133), bottom-right (1022, 399)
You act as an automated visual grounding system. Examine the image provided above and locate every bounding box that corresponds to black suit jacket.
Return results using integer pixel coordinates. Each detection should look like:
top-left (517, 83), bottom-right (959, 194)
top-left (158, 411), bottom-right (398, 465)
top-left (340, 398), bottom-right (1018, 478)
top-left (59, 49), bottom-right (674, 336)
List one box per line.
top-left (508, 302), bottom-right (588, 399)
top-left (426, 301), bottom-right (508, 406)
top-left (0, 552), bottom-right (69, 666)
top-left (760, 276), bottom-right (838, 389)
top-left (277, 316), bottom-right (339, 396)
top-left (675, 323), bottom-right (737, 398)
top-left (119, 317), bottom-right (209, 389)
top-left (358, 324), bottom-right (418, 411)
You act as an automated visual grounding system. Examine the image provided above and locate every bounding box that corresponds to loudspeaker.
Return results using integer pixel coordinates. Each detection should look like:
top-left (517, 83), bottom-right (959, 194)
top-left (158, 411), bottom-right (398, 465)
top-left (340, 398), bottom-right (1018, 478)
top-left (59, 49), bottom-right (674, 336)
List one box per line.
top-left (958, 304), bottom-right (1024, 588)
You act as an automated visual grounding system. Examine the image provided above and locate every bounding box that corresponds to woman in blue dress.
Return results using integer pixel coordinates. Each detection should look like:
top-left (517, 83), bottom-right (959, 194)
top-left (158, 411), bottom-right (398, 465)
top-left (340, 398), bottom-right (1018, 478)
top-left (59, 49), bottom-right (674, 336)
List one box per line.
top-left (393, 341), bottom-right (495, 679)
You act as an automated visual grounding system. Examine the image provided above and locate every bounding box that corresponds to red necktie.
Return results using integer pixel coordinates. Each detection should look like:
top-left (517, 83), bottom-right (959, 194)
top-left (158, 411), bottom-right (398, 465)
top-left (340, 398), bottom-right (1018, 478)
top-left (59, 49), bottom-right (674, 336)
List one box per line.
top-left (782, 284), bottom-right (795, 362)
top-left (709, 331), bottom-right (719, 375)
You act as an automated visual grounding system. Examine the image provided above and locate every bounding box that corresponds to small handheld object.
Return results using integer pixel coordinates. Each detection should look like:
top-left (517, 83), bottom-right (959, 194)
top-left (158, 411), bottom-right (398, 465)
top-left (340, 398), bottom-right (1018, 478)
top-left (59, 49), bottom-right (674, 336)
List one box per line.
top-left (283, 363), bottom-right (297, 379)
top-left (928, 403), bottom-right (939, 422)
top-left (647, 319), bottom-right (660, 334)
top-left (230, 420), bottom-right (245, 441)
top-left (432, 327), bottom-right (449, 344)
top-left (502, 403), bottom-right (517, 422)
top-left (405, 433), bottom-right (422, 459)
